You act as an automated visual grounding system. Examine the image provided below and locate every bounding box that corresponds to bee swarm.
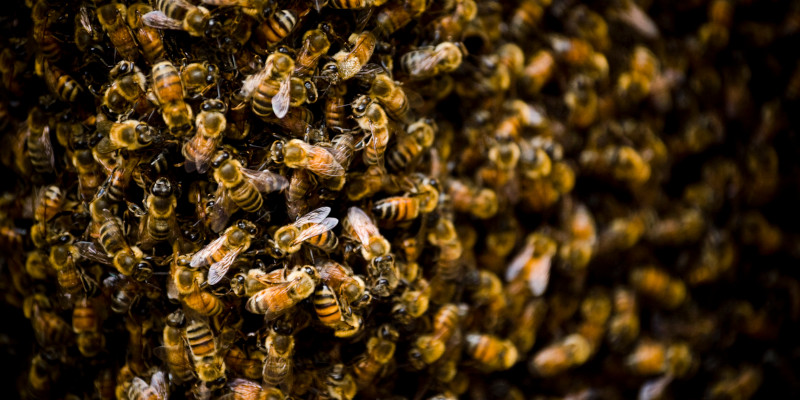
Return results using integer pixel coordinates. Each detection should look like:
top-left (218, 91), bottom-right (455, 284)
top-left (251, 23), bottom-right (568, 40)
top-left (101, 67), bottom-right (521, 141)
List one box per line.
top-left (2, 0), bottom-right (800, 399)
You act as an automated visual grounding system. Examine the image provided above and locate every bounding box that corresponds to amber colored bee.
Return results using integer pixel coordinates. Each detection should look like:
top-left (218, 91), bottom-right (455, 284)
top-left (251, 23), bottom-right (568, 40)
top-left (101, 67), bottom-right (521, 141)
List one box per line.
top-left (94, 368), bottom-right (116, 400)
top-left (95, 119), bottom-right (160, 154)
top-left (97, 3), bottom-right (140, 61)
top-left (353, 324), bottom-right (398, 389)
top-left (180, 273), bottom-right (225, 317)
top-left (400, 42), bottom-right (464, 80)
top-left (707, 366), bottom-right (762, 400)
top-left (322, 31), bottom-right (378, 84)
top-left (184, 99), bottom-right (227, 174)
top-left (227, 378), bottom-right (286, 400)
top-left (252, 7), bottom-right (305, 55)
top-left (317, 259), bottom-right (370, 306)
top-left (242, 52), bottom-right (294, 118)
top-left (388, 118), bottom-right (435, 171)
top-left (49, 236), bottom-right (85, 304)
top-left (295, 26), bottom-right (330, 77)
top-left (270, 139), bottom-right (345, 188)
top-left (224, 346), bottom-right (265, 381)
top-left (128, 370), bottom-right (168, 400)
top-left (521, 50), bottom-right (555, 95)
top-left (185, 318), bottom-right (227, 389)
top-left (324, 84), bottom-right (349, 134)
top-left (353, 95), bottom-right (390, 166)
top-left (448, 179), bottom-right (498, 219)
top-left (30, 299), bottom-right (73, 348)
top-left (313, 283), bottom-right (354, 333)
top-left (271, 206), bottom-right (339, 256)
top-left (25, 250), bottom-right (50, 280)
top-left (102, 61), bottom-right (148, 117)
top-left (151, 60), bottom-right (193, 135)
top-left (211, 149), bottom-right (288, 215)
top-left (367, 73), bottom-right (412, 122)
top-left (25, 107), bottom-right (55, 175)
top-left (71, 147), bottom-right (105, 201)
top-left (392, 277), bottom-right (430, 323)
top-left (465, 333), bottom-right (518, 372)
top-left (529, 333), bottom-right (592, 377)
top-left (374, 0), bottom-right (426, 37)
top-left (607, 287), bottom-right (640, 351)
top-left (155, 310), bottom-right (194, 384)
top-left (25, 351), bottom-right (59, 399)
top-left (181, 62), bottom-right (219, 99)
top-left (127, 3), bottom-right (166, 64)
top-left (285, 169), bottom-right (315, 220)
top-left (72, 297), bottom-right (105, 357)
top-left (330, 131), bottom-right (358, 171)
top-left (630, 265), bottom-right (687, 310)
top-left (261, 321), bottom-right (295, 390)
top-left (626, 339), bottom-right (695, 377)
top-left (245, 265), bottom-right (319, 320)
top-left (409, 304), bottom-right (465, 369)
top-left (143, 0), bottom-right (211, 37)
top-left (190, 219), bottom-right (258, 285)
top-left (342, 206), bottom-right (391, 262)
top-left (322, 364), bottom-right (358, 400)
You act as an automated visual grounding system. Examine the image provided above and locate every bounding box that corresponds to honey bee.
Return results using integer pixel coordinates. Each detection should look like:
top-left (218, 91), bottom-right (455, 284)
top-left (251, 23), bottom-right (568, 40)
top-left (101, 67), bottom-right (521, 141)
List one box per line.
top-left (322, 364), bottom-right (358, 400)
top-left (392, 277), bottom-right (429, 324)
top-left (30, 298), bottom-right (74, 348)
top-left (353, 324), bottom-right (399, 389)
top-left (128, 371), bottom-right (168, 400)
top-left (529, 333), bottom-right (592, 377)
top-left (313, 283), bottom-right (355, 332)
top-left (252, 7), bottom-right (305, 55)
top-left (387, 118), bottom-right (435, 171)
top-left (374, 0), bottom-right (427, 37)
top-left (97, 3), bottom-right (140, 61)
top-left (322, 31), bottom-right (378, 84)
top-left (134, 176), bottom-right (178, 249)
top-left (270, 139), bottom-right (345, 188)
top-left (186, 318), bottom-right (227, 389)
top-left (224, 346), bottom-right (265, 382)
top-left (505, 233), bottom-right (557, 297)
top-left (49, 235), bottom-right (86, 304)
top-left (226, 378), bottom-right (286, 400)
top-left (262, 321), bottom-right (295, 390)
top-left (687, 230), bottom-right (737, 285)
top-left (367, 73), bottom-right (413, 122)
top-left (400, 42), bottom-right (464, 80)
top-left (211, 150), bottom-right (288, 214)
top-left (626, 339), bottom-right (695, 377)
top-left (245, 265), bottom-right (319, 320)
top-left (242, 52), bottom-right (294, 118)
top-left (607, 287), bottom-right (640, 351)
top-left (151, 60), bottom-right (194, 135)
top-left (72, 146), bottom-right (105, 201)
top-left (408, 304), bottom-right (465, 369)
top-left (155, 310), bottom-right (194, 384)
top-left (127, 3), bottom-right (166, 64)
top-left (33, 185), bottom-right (64, 224)
top-left (25, 250), bottom-right (50, 280)
top-left (707, 366), bottom-right (762, 400)
top-left (102, 61), bottom-right (148, 117)
top-left (82, 208), bottom-right (145, 277)
top-left (95, 119), bottom-right (160, 154)
top-left (343, 206), bottom-right (391, 262)
top-left (190, 220), bottom-right (258, 285)
top-left (285, 169), bottom-right (315, 219)
top-left (181, 62), bottom-right (219, 99)
top-left (72, 297), bottom-right (104, 357)
top-left (95, 368), bottom-right (117, 400)
top-left (143, 0), bottom-right (212, 37)
top-left (270, 206), bottom-right (339, 256)
top-left (465, 333), bottom-right (518, 372)
top-left (325, 84), bottom-right (349, 133)
top-left (317, 259), bottom-right (370, 306)
top-left (295, 26), bottom-right (330, 77)
top-left (184, 99), bottom-right (227, 174)
top-left (448, 179), bottom-right (498, 219)
top-left (353, 95), bottom-right (390, 167)
top-left (630, 265), bottom-right (687, 310)
top-left (26, 107), bottom-right (55, 175)
top-left (25, 350), bottom-right (60, 399)
top-left (96, 154), bottom-right (140, 202)
top-left (371, 195), bottom-right (421, 222)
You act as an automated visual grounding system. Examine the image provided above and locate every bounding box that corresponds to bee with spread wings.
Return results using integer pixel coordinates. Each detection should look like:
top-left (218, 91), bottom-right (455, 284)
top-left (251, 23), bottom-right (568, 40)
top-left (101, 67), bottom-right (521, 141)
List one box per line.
top-left (190, 220), bottom-right (258, 285)
top-left (270, 206), bottom-right (339, 257)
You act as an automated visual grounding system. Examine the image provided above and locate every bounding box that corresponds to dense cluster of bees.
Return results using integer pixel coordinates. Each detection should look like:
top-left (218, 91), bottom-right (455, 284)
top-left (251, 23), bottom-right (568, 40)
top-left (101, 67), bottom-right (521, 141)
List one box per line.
top-left (1, 0), bottom-right (800, 398)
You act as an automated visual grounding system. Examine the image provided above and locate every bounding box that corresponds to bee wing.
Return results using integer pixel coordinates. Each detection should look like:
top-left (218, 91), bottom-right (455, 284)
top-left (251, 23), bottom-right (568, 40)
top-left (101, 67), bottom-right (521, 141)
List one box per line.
top-left (207, 190), bottom-right (236, 233)
top-left (142, 11), bottom-right (184, 31)
top-left (240, 67), bottom-right (269, 100)
top-left (79, 6), bottom-right (93, 34)
top-left (293, 206), bottom-right (331, 227)
top-left (248, 282), bottom-right (295, 319)
top-left (241, 168), bottom-right (289, 194)
top-left (150, 371), bottom-right (169, 399)
top-left (292, 218), bottom-right (338, 246)
top-left (614, 2), bottom-right (660, 39)
top-left (273, 76), bottom-right (292, 118)
top-left (638, 374), bottom-right (673, 400)
top-left (402, 48), bottom-right (437, 76)
top-left (263, 350), bottom-right (293, 388)
top-left (251, 268), bottom-right (289, 285)
top-left (505, 239), bottom-right (535, 283)
top-left (190, 234), bottom-right (228, 269)
top-left (38, 126), bottom-right (55, 170)
top-left (75, 241), bottom-right (113, 265)
top-left (207, 245), bottom-right (245, 285)
top-left (346, 207), bottom-right (379, 247)
top-left (526, 254), bottom-right (553, 297)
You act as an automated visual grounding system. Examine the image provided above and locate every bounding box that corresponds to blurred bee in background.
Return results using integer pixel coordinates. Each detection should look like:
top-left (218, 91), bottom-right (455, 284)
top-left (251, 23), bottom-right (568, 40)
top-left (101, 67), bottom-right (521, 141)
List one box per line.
top-left (630, 265), bottom-right (687, 310)
top-left (529, 333), bottom-right (592, 377)
top-left (127, 371), bottom-right (169, 400)
top-left (506, 233), bottom-right (557, 297)
top-left (400, 42), bottom-right (465, 80)
top-left (353, 324), bottom-right (399, 389)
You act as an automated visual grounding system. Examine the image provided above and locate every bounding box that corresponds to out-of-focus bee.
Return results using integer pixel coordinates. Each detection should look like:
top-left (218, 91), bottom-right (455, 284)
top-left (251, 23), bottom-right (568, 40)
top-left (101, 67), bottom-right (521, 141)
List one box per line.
top-left (645, 207), bottom-right (705, 246)
top-left (329, 0), bottom-right (387, 8)
top-left (321, 364), bottom-right (358, 400)
top-left (295, 26), bottom-right (330, 77)
top-left (607, 287), bottom-right (640, 351)
top-left (252, 6), bottom-right (306, 55)
top-left (72, 146), bottom-right (105, 202)
top-left (707, 366), bottom-right (762, 400)
top-left (325, 84), bottom-right (349, 133)
top-left (465, 333), bottom-right (518, 372)
top-left (400, 42), bottom-right (464, 80)
top-left (241, 52), bottom-right (294, 119)
top-left (374, 0), bottom-right (427, 37)
top-left (353, 324), bottom-right (399, 389)
top-left (626, 339), bottom-right (695, 377)
top-left (102, 61), bottom-right (148, 117)
top-left (211, 149), bottom-right (288, 215)
top-left (262, 320), bottom-right (295, 390)
top-left (409, 304), bottom-right (465, 369)
top-left (184, 99), bottom-right (227, 174)
top-left (506, 233), bottom-right (557, 297)
top-left (95, 119), bottom-right (160, 154)
top-left (95, 368), bottom-right (116, 400)
top-left (521, 49), bottom-right (556, 95)
top-left (566, 6), bottom-right (610, 52)
top-left (181, 62), bottom-right (219, 99)
top-left (97, 3), bottom-right (140, 61)
top-left (151, 60), bottom-right (194, 135)
top-left (186, 318), bottom-right (227, 389)
top-left (155, 310), bottom-right (194, 384)
top-left (270, 139), bottom-right (345, 189)
top-left (270, 206), bottom-right (339, 256)
top-left (509, 0), bottom-right (548, 41)
top-left (128, 371), bottom-right (169, 400)
top-left (686, 230), bottom-right (737, 285)
top-left (245, 265), bottom-right (319, 320)
top-left (25, 107), bottom-right (55, 175)
top-left (49, 235), bottom-right (86, 304)
top-left (448, 179), bottom-right (498, 219)
top-left (558, 201), bottom-right (597, 273)
top-left (322, 31), bottom-right (378, 84)
top-left (143, 0), bottom-right (212, 37)
top-left (579, 145), bottom-right (650, 185)
top-left (739, 211), bottom-right (782, 255)
top-left (224, 346), bottom-right (265, 381)
top-left (427, 0), bottom-right (476, 42)
top-left (226, 378), bottom-right (286, 400)
top-left (388, 118), bottom-right (435, 171)
top-left (30, 298), bottom-right (73, 348)
top-left (33, 185), bottom-right (64, 225)
top-left (630, 265), bottom-right (687, 310)
top-left (72, 297), bottom-right (104, 357)
top-left (343, 206), bottom-right (391, 262)
top-left (190, 219), bottom-right (258, 285)
top-left (529, 333), bottom-right (592, 377)
top-left (564, 74), bottom-right (598, 129)
top-left (127, 3), bottom-right (166, 64)
top-left (25, 350), bottom-right (60, 399)
top-left (25, 250), bottom-right (50, 280)
top-left (509, 299), bottom-right (546, 354)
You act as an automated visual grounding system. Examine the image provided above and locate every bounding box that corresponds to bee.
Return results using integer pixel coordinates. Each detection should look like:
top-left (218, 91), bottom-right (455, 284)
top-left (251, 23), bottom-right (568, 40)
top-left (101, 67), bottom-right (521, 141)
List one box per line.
top-left (97, 3), bottom-right (140, 61)
top-left (155, 310), bottom-right (194, 384)
top-left (271, 206), bottom-right (339, 256)
top-left (353, 324), bottom-right (399, 389)
top-left (409, 304), bottom-right (465, 369)
top-left (191, 220), bottom-right (258, 285)
top-left (245, 265), bottom-right (319, 320)
top-left (30, 299), bottom-right (74, 348)
top-left (90, 209), bottom-right (145, 277)
top-left (128, 371), bottom-right (168, 400)
top-left (509, 299), bottom-right (546, 354)
top-left (211, 150), bottom-right (288, 216)
top-left (626, 340), bottom-right (695, 377)
top-left (366, 73), bottom-right (412, 122)
top-left (295, 26), bottom-right (330, 77)
top-left (96, 155), bottom-right (140, 202)
top-left (50, 235), bottom-right (86, 304)
top-left (322, 364), bottom-right (358, 400)
top-left (392, 277), bottom-right (429, 324)
top-left (387, 118), bottom-right (436, 171)
top-left (262, 321), bottom-right (295, 390)
top-left (400, 42), bottom-right (464, 80)
top-left (464, 333), bottom-right (518, 372)
top-left (72, 146), bottom-right (105, 201)
top-left (227, 379), bottom-right (286, 400)
top-left (521, 50), bottom-right (555, 95)
top-left (374, 0), bottom-right (427, 37)
top-left (505, 233), bottom-right (557, 297)
top-left (133, 177), bottom-right (178, 250)
top-left (25, 250), bottom-right (50, 280)
top-left (127, 3), bottom-right (166, 64)
top-left (607, 287), bottom-right (640, 351)
top-left (509, 0), bottom-right (547, 40)
top-left (630, 266), bottom-right (687, 310)
top-left (529, 333), bottom-right (592, 377)
top-left (186, 318), bottom-right (227, 389)
top-left (95, 119), bottom-right (160, 154)
top-left (225, 346), bottom-right (265, 381)
top-left (95, 368), bottom-right (117, 400)
top-left (181, 62), bottom-right (219, 99)
top-left (270, 139), bottom-right (346, 188)
top-left (313, 283), bottom-right (354, 332)
top-left (285, 169), bottom-right (315, 219)
top-left (151, 60), bottom-right (194, 135)
top-left (242, 52), bottom-right (294, 118)
top-left (25, 350), bottom-right (60, 399)
top-left (371, 195), bottom-right (421, 222)
top-left (352, 95), bottom-right (391, 166)
top-left (102, 61), bottom-right (148, 117)
top-left (26, 107), bottom-right (55, 175)
top-left (252, 7), bottom-right (305, 55)
top-left (448, 179), bottom-right (498, 219)
top-left (325, 84), bottom-right (349, 133)
top-left (707, 366), bottom-right (762, 400)
top-left (343, 206), bottom-right (391, 262)
top-left (33, 185), bottom-right (64, 225)
top-left (317, 259), bottom-right (369, 306)
top-left (143, 0), bottom-right (212, 37)
top-left (184, 99), bottom-right (227, 174)
top-left (72, 297), bottom-right (104, 357)
top-left (322, 31), bottom-right (378, 84)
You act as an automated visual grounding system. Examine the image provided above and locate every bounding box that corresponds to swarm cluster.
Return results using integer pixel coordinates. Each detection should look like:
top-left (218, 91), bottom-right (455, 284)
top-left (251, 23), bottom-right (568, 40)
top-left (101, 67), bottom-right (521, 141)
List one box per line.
top-left (1, 0), bottom-right (800, 398)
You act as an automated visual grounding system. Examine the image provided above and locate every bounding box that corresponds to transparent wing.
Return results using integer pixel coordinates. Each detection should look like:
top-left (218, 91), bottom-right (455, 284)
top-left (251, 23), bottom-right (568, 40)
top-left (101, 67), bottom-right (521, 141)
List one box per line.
top-left (75, 241), bottom-right (113, 265)
top-left (505, 239), bottom-right (534, 283)
top-left (251, 268), bottom-right (288, 285)
top-left (346, 207), bottom-right (379, 247)
top-left (79, 6), bottom-right (93, 34)
top-left (207, 245), bottom-right (245, 285)
top-left (207, 190), bottom-right (236, 233)
top-left (273, 76), bottom-right (291, 118)
top-left (292, 218), bottom-right (338, 246)
top-left (142, 11), bottom-right (184, 30)
top-left (190, 234), bottom-right (228, 269)
top-left (616, 2), bottom-right (660, 39)
top-left (241, 168), bottom-right (289, 193)
top-left (240, 66), bottom-right (269, 100)
top-left (39, 126), bottom-right (55, 170)
top-left (293, 206), bottom-right (331, 227)
top-left (262, 351), bottom-right (292, 388)
top-left (527, 254), bottom-right (552, 297)
top-left (150, 371), bottom-right (169, 400)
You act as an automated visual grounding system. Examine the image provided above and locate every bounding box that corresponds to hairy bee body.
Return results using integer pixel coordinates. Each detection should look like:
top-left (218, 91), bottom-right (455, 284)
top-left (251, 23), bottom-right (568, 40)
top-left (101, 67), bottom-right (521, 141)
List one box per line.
top-left (97, 3), bottom-right (139, 61)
